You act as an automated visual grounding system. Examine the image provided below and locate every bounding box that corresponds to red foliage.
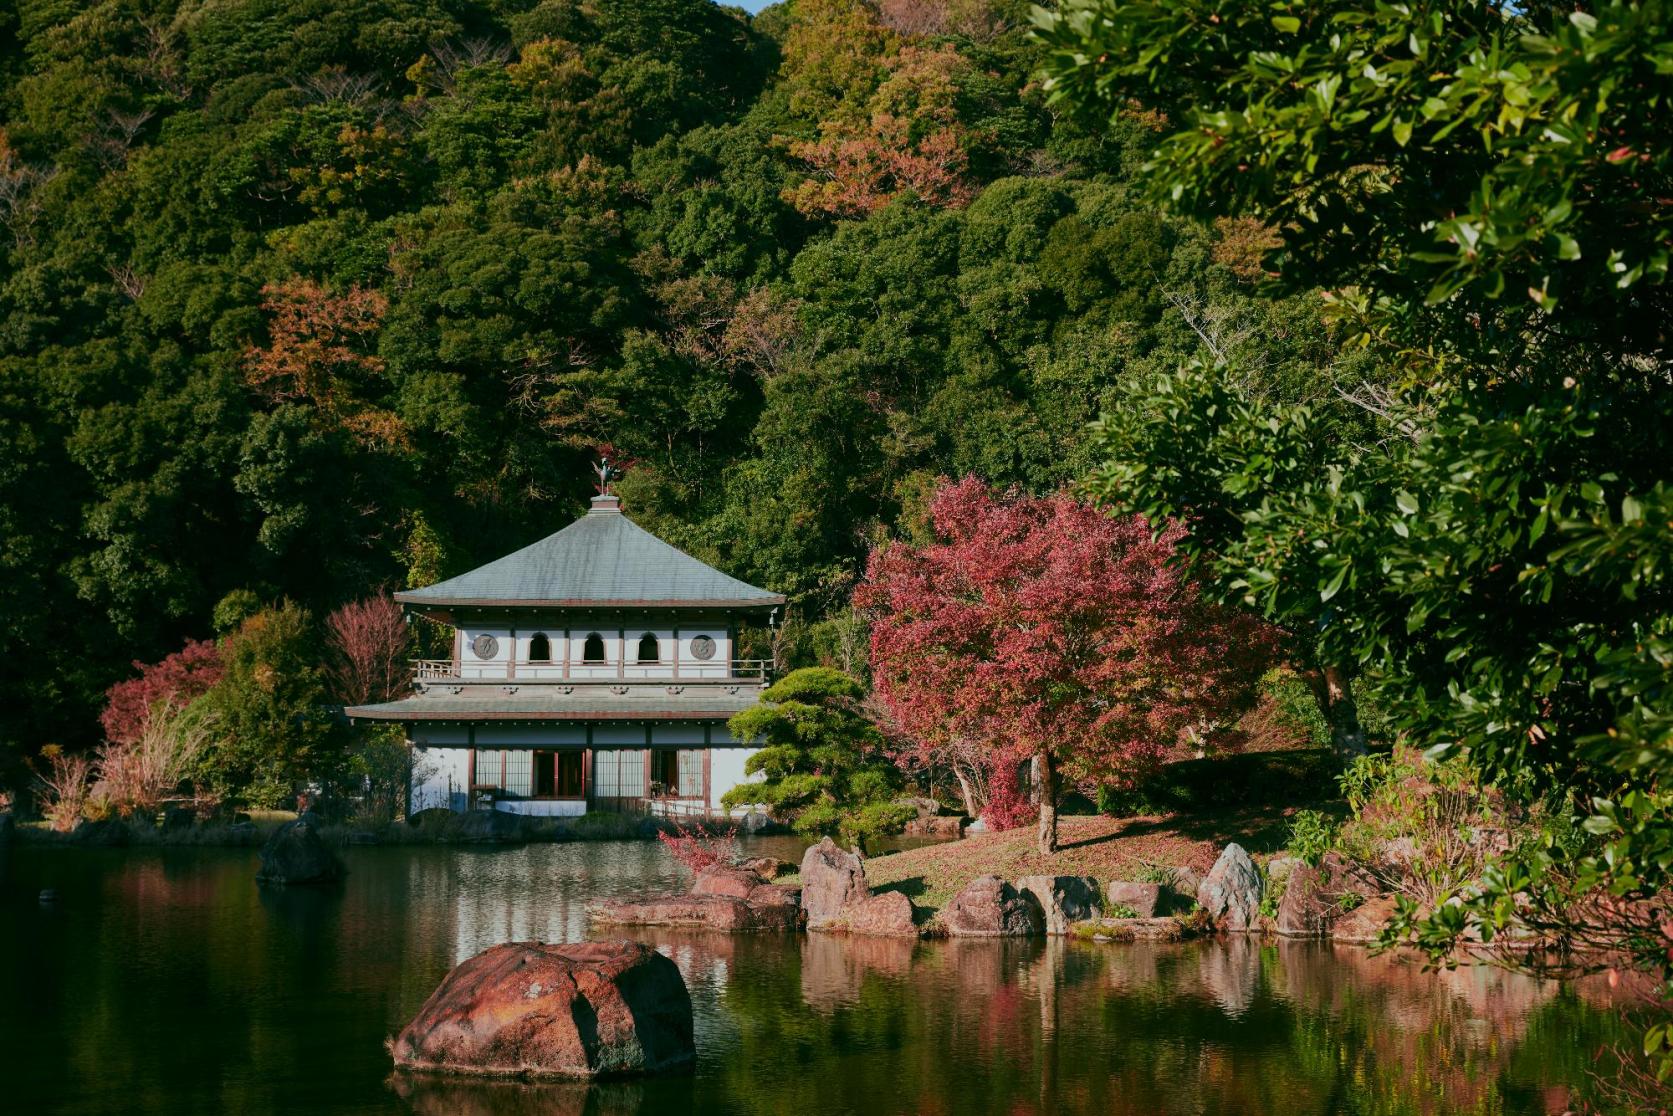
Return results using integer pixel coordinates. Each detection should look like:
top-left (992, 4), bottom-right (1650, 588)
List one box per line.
top-left (857, 477), bottom-right (1277, 835)
top-left (656, 819), bottom-right (739, 875)
top-left (100, 638), bottom-right (224, 745)
top-left (324, 593), bottom-right (412, 706)
top-left (981, 759), bottom-right (1033, 831)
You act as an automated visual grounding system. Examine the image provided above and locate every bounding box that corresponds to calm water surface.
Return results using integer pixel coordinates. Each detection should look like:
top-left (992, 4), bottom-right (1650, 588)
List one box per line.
top-left (0, 839), bottom-right (1632, 1115)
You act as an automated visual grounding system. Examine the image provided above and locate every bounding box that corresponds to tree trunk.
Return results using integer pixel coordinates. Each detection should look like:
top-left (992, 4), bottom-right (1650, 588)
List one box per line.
top-left (1035, 750), bottom-right (1059, 855)
top-left (953, 764), bottom-right (979, 821)
top-left (1320, 663), bottom-right (1366, 756)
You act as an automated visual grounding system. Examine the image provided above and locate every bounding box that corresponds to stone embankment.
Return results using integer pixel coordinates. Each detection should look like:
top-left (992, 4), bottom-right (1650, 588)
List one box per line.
top-left (597, 832), bottom-right (1402, 945)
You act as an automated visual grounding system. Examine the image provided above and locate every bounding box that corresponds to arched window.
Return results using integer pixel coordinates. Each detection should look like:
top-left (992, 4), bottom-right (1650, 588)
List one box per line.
top-left (582, 632), bottom-right (606, 664)
top-left (528, 632), bottom-right (551, 663)
top-left (637, 632), bottom-right (660, 664)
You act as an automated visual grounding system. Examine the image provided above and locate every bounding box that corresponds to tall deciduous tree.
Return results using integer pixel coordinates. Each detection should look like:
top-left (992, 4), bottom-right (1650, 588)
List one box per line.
top-left (323, 593), bottom-right (411, 707)
top-left (857, 476), bottom-right (1275, 853)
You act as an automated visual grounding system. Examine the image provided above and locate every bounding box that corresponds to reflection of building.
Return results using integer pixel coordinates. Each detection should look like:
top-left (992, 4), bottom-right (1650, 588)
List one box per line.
top-left (346, 491), bottom-right (782, 817)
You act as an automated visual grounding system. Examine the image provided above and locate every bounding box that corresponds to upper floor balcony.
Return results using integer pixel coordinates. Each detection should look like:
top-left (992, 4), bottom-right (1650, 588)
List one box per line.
top-left (411, 657), bottom-right (772, 685)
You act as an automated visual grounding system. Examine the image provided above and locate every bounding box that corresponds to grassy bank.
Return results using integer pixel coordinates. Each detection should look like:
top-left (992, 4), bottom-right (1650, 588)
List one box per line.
top-left (845, 801), bottom-right (1319, 919)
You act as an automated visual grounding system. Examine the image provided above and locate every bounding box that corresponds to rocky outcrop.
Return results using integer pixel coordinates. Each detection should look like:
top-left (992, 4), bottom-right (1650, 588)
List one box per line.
top-left (391, 940), bottom-right (695, 1079)
top-left (1077, 916), bottom-right (1194, 942)
top-left (943, 875), bottom-right (1044, 937)
top-left (1331, 893), bottom-right (1401, 944)
top-left (1197, 843), bottom-right (1262, 932)
top-left (737, 856), bottom-right (794, 881)
top-left (1275, 853), bottom-right (1379, 938)
top-left (799, 837), bottom-right (869, 929)
top-left (691, 865), bottom-right (762, 900)
top-left (256, 818), bottom-right (346, 886)
top-left (1105, 881), bottom-right (1163, 918)
top-left (1167, 867), bottom-right (1203, 911)
top-left (903, 815), bottom-right (968, 838)
top-left (841, 890), bottom-right (919, 937)
top-left (1016, 875), bottom-right (1102, 935)
top-left (590, 893), bottom-right (803, 932)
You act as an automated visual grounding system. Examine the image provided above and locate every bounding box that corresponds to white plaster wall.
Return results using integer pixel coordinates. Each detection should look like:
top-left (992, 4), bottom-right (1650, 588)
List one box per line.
top-left (675, 628), bottom-right (730, 678)
top-left (651, 724), bottom-right (707, 746)
top-left (410, 746), bottom-right (472, 813)
top-left (710, 746), bottom-right (764, 813)
top-left (457, 626), bottom-right (511, 679)
top-left (475, 726), bottom-right (585, 747)
top-left (495, 799), bottom-right (587, 818)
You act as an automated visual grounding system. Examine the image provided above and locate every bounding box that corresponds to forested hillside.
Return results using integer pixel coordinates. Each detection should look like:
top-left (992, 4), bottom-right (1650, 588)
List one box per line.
top-left (0, 0), bottom-right (1343, 760)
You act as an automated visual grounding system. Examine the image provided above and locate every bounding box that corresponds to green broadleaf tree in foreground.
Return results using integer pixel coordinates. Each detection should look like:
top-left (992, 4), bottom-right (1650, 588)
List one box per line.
top-left (1034, 0), bottom-right (1673, 1070)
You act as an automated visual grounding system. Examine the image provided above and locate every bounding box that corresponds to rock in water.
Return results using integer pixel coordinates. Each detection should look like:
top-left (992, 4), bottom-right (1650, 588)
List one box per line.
top-left (590, 893), bottom-right (803, 932)
top-left (799, 836), bottom-right (869, 929)
top-left (1015, 875), bottom-right (1102, 935)
top-left (1197, 843), bottom-right (1262, 932)
top-left (843, 890), bottom-right (919, 937)
top-left (257, 818), bottom-right (345, 886)
top-left (944, 875), bottom-right (1044, 937)
top-left (690, 865), bottom-right (762, 900)
top-left (392, 940), bottom-right (695, 1079)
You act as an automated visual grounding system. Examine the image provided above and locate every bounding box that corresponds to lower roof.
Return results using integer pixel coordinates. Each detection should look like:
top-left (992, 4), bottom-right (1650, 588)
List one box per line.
top-left (344, 690), bottom-right (759, 723)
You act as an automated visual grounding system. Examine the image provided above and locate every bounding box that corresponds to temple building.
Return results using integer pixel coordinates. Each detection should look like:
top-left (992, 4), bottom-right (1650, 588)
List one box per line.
top-left (344, 491), bottom-right (783, 818)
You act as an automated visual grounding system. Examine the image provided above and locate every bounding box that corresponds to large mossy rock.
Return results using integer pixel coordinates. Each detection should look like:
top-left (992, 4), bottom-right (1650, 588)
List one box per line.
top-left (1197, 843), bottom-right (1262, 932)
top-left (1016, 875), bottom-right (1102, 935)
top-left (799, 837), bottom-right (869, 930)
top-left (944, 875), bottom-right (1044, 937)
top-left (392, 940), bottom-right (695, 1079)
top-left (257, 818), bottom-right (345, 886)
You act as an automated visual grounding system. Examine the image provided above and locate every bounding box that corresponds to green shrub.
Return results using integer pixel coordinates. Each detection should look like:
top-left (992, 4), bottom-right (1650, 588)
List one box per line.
top-left (1287, 809), bottom-right (1337, 866)
top-left (1105, 902), bottom-right (1140, 919)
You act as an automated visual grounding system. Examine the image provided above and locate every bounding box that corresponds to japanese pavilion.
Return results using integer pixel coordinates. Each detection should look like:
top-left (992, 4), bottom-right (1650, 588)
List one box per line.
top-left (344, 490), bottom-right (783, 818)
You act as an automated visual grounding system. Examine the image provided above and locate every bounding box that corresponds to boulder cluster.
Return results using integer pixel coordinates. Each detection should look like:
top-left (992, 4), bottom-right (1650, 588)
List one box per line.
top-left (591, 860), bottom-right (804, 932)
top-left (593, 835), bottom-right (1398, 944)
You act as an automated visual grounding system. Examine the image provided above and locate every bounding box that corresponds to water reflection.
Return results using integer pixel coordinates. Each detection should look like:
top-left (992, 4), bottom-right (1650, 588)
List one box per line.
top-left (0, 841), bottom-right (1633, 1116)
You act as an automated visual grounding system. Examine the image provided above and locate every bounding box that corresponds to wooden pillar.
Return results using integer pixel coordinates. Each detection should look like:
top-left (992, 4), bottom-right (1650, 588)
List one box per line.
top-left (562, 627), bottom-right (571, 679)
top-left (618, 625), bottom-right (626, 679)
top-left (508, 625), bottom-right (517, 679)
top-left (672, 626), bottom-right (680, 679)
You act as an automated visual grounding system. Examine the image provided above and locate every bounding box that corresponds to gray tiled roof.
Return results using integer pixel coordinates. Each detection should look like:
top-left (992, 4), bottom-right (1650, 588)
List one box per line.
top-left (396, 495), bottom-right (783, 610)
top-left (345, 688), bottom-right (761, 722)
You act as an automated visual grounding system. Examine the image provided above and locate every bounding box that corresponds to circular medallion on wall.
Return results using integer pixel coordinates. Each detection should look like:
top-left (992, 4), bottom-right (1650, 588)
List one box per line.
top-left (690, 635), bottom-right (716, 661)
top-left (471, 634), bottom-right (499, 660)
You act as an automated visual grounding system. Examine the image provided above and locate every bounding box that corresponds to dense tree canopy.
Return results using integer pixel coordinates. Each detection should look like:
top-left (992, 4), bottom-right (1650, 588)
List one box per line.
top-left (1037, 0), bottom-right (1672, 1065)
top-left (0, 0), bottom-right (1338, 772)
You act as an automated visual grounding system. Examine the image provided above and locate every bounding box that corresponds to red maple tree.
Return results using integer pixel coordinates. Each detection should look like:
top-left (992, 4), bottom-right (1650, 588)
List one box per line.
top-left (856, 477), bottom-right (1277, 853)
top-left (100, 638), bottom-right (224, 745)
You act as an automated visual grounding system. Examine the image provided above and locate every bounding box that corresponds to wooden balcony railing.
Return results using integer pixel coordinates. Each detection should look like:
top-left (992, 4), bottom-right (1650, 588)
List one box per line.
top-left (410, 658), bottom-right (771, 683)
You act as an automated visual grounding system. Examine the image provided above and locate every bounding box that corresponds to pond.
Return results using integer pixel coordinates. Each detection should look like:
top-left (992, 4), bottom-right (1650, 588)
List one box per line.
top-left (0, 839), bottom-right (1633, 1115)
